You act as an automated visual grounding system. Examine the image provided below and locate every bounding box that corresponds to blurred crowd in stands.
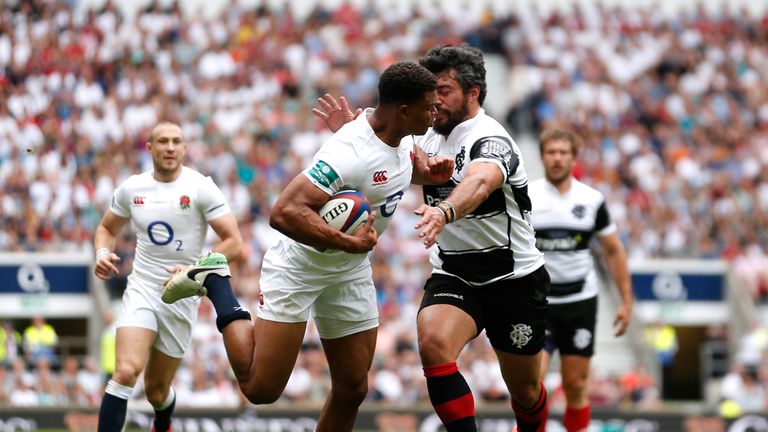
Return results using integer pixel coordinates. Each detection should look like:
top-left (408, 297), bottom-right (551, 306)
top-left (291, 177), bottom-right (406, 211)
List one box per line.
top-left (1, 0), bottom-right (767, 415)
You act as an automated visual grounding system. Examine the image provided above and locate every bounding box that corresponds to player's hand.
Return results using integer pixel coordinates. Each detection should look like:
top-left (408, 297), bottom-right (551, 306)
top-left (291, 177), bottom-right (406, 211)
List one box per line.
top-left (162, 266), bottom-right (186, 287)
top-left (347, 211), bottom-right (378, 253)
top-left (312, 94), bottom-right (361, 133)
top-left (424, 156), bottom-right (454, 184)
top-left (94, 252), bottom-right (121, 280)
top-left (613, 303), bottom-right (632, 337)
top-left (414, 204), bottom-right (446, 248)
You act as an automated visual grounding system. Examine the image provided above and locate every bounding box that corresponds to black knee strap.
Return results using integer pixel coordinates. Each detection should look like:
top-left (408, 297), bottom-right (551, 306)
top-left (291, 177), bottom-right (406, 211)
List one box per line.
top-left (216, 309), bottom-right (252, 333)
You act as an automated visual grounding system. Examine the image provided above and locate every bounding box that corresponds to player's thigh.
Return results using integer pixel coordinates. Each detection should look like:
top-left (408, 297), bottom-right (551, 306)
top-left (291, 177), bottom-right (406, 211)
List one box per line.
top-left (114, 326), bottom-right (156, 376)
top-left (483, 266), bottom-right (549, 355)
top-left (258, 255), bottom-right (323, 324)
top-left (312, 266), bottom-right (379, 340)
top-left (548, 297), bottom-right (598, 357)
top-left (321, 327), bottom-right (377, 386)
top-left (249, 317), bottom-right (307, 389)
top-left (417, 275), bottom-right (480, 364)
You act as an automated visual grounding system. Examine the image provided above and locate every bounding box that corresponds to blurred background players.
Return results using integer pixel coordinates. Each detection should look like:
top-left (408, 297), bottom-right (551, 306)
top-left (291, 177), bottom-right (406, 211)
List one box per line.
top-left (93, 122), bottom-right (242, 432)
top-left (529, 128), bottom-right (633, 432)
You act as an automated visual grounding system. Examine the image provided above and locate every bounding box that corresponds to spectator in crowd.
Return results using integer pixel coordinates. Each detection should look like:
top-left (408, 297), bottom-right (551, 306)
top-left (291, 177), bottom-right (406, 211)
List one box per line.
top-left (619, 364), bottom-right (659, 409)
top-left (645, 320), bottom-right (678, 397)
top-left (99, 311), bottom-right (116, 383)
top-left (22, 316), bottom-right (59, 365)
top-left (0, 320), bottom-right (21, 367)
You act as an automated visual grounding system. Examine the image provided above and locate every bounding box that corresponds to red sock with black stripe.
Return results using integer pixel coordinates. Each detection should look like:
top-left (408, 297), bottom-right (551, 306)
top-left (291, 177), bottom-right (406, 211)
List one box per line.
top-left (563, 404), bottom-right (590, 432)
top-left (423, 362), bottom-right (477, 431)
top-left (512, 381), bottom-right (548, 432)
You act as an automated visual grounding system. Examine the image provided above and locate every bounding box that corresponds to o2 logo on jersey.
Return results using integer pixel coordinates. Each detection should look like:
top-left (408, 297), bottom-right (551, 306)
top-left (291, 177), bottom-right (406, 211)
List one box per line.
top-left (147, 221), bottom-right (183, 251)
top-left (378, 191), bottom-right (404, 218)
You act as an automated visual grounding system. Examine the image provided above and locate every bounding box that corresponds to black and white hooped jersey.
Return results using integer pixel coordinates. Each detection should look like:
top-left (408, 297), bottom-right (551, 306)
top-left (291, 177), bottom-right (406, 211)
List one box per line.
top-left (418, 108), bottom-right (544, 286)
top-left (110, 166), bottom-right (231, 288)
top-left (529, 178), bottom-right (616, 304)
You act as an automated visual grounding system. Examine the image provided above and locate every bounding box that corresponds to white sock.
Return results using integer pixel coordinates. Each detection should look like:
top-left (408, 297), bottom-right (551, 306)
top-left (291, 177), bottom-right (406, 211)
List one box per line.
top-left (153, 387), bottom-right (176, 411)
top-left (105, 380), bottom-right (134, 400)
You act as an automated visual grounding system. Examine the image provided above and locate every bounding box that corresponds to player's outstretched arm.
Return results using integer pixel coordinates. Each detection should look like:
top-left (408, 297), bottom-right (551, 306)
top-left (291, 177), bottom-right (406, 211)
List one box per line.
top-left (93, 211), bottom-right (129, 280)
top-left (414, 161), bottom-right (503, 248)
top-left (270, 175), bottom-right (377, 253)
top-left (312, 94), bottom-right (361, 133)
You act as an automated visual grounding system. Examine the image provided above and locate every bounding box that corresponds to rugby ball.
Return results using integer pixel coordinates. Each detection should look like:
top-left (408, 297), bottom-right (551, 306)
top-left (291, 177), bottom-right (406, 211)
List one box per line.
top-left (318, 190), bottom-right (370, 234)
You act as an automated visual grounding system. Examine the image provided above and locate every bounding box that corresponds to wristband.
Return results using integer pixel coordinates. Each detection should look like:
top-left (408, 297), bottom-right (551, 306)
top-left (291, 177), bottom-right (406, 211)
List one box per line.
top-left (436, 205), bottom-right (450, 223)
top-left (95, 248), bottom-right (111, 261)
top-left (438, 201), bottom-right (456, 223)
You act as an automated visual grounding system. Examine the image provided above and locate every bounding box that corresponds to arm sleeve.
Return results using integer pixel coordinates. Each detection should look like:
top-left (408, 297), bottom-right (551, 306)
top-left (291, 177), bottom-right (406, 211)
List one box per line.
top-left (595, 200), bottom-right (617, 236)
top-left (109, 180), bottom-right (131, 218)
top-left (302, 139), bottom-right (364, 195)
top-left (199, 177), bottom-right (232, 221)
top-left (468, 136), bottom-right (520, 181)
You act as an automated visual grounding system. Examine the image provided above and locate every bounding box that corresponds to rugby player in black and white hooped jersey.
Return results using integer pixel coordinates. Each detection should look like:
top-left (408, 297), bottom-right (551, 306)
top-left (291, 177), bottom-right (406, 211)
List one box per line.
top-left (529, 128), bottom-right (633, 432)
top-left (412, 44), bottom-right (550, 432)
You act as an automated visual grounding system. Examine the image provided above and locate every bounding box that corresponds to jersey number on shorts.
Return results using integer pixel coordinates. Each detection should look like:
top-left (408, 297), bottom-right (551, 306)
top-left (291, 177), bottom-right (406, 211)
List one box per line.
top-left (147, 221), bottom-right (183, 251)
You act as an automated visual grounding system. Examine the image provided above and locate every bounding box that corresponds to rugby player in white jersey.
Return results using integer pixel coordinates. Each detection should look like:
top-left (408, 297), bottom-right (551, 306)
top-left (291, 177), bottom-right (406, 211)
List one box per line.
top-left (317, 44), bottom-right (552, 432)
top-left (529, 128), bottom-right (633, 432)
top-left (162, 62), bottom-right (454, 432)
top-left (93, 122), bottom-right (242, 432)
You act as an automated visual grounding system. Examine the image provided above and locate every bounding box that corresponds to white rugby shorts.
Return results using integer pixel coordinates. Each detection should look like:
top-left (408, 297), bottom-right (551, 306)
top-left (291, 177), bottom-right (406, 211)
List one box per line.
top-left (258, 246), bottom-right (379, 340)
top-left (116, 276), bottom-right (200, 358)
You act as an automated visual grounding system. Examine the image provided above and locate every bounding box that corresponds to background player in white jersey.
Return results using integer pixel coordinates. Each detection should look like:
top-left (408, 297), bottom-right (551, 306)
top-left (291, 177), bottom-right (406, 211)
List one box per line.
top-left (529, 128), bottom-right (633, 432)
top-left (93, 122), bottom-right (242, 432)
top-left (411, 44), bottom-right (550, 432)
top-left (162, 62), bottom-right (454, 432)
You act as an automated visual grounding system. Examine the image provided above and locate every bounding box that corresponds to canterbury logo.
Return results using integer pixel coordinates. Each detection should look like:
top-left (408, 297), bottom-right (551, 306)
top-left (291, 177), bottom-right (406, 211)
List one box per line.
top-left (133, 196), bottom-right (145, 205)
top-left (372, 171), bottom-right (388, 183)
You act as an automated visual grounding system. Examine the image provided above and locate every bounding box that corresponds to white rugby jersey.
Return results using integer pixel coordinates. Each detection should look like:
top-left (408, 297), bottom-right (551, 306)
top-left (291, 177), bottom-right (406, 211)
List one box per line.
top-left (110, 166), bottom-right (232, 288)
top-left (529, 178), bottom-right (616, 304)
top-left (274, 108), bottom-right (415, 273)
top-left (418, 108), bottom-right (544, 286)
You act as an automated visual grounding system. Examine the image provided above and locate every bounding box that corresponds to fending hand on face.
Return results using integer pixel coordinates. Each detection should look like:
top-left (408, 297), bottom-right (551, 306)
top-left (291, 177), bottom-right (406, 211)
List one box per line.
top-left (312, 94), bottom-right (362, 133)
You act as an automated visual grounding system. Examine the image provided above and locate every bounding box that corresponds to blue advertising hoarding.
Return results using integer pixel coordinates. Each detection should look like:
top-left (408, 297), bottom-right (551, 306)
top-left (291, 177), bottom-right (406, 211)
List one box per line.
top-left (0, 253), bottom-right (93, 317)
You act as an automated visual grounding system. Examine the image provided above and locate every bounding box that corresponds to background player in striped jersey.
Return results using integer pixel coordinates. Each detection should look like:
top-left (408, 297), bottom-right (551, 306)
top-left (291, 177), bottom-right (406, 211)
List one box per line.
top-left (163, 62), bottom-right (454, 432)
top-left (529, 128), bottom-right (633, 432)
top-left (93, 122), bottom-right (243, 432)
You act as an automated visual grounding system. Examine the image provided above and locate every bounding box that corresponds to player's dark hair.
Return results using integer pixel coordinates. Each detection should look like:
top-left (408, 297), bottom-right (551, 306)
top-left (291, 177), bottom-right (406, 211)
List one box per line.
top-left (419, 44), bottom-right (487, 106)
top-left (539, 128), bottom-right (581, 157)
top-left (378, 62), bottom-right (437, 106)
